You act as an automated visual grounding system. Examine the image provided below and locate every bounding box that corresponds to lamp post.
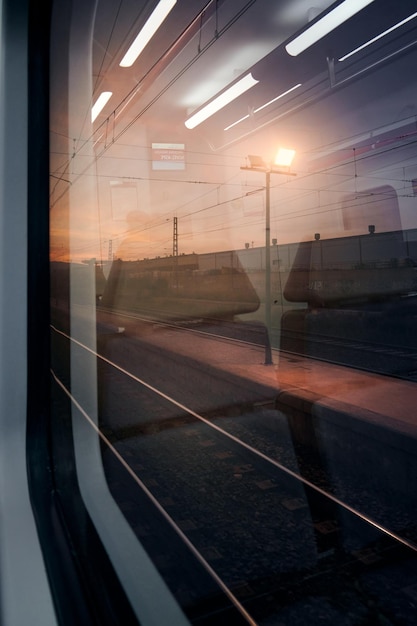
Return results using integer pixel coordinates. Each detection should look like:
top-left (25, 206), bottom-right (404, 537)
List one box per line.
top-left (241, 150), bottom-right (296, 365)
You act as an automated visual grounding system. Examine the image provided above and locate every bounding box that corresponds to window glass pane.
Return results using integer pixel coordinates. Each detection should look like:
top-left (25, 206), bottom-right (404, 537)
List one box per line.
top-left (50, 0), bottom-right (417, 623)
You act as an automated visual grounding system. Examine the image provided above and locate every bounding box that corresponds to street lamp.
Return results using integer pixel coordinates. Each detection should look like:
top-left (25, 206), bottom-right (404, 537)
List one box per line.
top-left (241, 149), bottom-right (296, 364)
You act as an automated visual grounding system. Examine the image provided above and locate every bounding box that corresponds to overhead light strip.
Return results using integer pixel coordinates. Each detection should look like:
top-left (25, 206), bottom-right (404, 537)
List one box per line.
top-left (285, 0), bottom-right (376, 57)
top-left (91, 91), bottom-right (113, 122)
top-left (120, 0), bottom-right (177, 67)
top-left (224, 113), bottom-right (250, 132)
top-left (338, 10), bottom-right (417, 61)
top-left (253, 83), bottom-right (302, 113)
top-left (185, 73), bottom-right (259, 129)
top-left (224, 83), bottom-right (302, 131)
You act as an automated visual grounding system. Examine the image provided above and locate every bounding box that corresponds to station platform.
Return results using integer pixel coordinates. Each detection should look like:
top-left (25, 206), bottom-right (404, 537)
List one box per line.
top-left (94, 305), bottom-right (417, 511)
top-left (130, 322), bottom-right (417, 510)
top-left (139, 322), bottom-right (417, 437)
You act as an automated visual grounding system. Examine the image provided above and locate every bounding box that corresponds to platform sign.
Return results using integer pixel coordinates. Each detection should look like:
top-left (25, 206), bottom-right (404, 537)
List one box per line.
top-left (152, 142), bottom-right (185, 170)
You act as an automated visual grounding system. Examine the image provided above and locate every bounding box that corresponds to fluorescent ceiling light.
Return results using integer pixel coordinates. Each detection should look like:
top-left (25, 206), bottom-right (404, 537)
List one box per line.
top-left (120, 0), bottom-right (177, 67)
top-left (91, 91), bottom-right (112, 122)
top-left (185, 73), bottom-right (259, 130)
top-left (339, 10), bottom-right (417, 61)
top-left (285, 0), bottom-right (376, 57)
top-left (224, 83), bottom-right (301, 131)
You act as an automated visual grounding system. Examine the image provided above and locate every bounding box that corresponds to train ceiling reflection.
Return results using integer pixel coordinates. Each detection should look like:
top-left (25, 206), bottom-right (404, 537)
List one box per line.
top-left (50, 0), bottom-right (417, 262)
top-left (89, 0), bottom-right (417, 153)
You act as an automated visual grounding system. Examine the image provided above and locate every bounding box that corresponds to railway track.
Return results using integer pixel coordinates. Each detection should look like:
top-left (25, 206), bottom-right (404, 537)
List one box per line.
top-left (96, 305), bottom-right (417, 381)
top-left (51, 321), bottom-right (417, 625)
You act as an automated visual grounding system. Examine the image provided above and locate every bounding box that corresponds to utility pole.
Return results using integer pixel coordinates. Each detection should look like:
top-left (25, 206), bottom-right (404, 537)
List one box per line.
top-left (241, 151), bottom-right (296, 365)
top-left (173, 216), bottom-right (178, 257)
top-left (172, 217), bottom-right (179, 289)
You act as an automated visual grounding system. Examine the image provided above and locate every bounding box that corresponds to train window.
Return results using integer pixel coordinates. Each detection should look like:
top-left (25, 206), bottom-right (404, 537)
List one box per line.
top-left (49, 0), bottom-right (417, 623)
top-left (341, 185), bottom-right (402, 231)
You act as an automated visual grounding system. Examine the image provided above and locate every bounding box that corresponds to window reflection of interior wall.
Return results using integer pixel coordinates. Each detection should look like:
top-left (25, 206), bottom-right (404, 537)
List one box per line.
top-left (102, 209), bottom-right (153, 310)
top-left (110, 181), bottom-right (139, 222)
top-left (113, 211), bottom-right (150, 262)
top-left (342, 185), bottom-right (402, 233)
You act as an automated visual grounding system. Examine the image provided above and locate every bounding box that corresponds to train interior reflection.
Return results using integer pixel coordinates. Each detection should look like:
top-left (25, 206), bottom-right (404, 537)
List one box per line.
top-left (47, 0), bottom-right (417, 624)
